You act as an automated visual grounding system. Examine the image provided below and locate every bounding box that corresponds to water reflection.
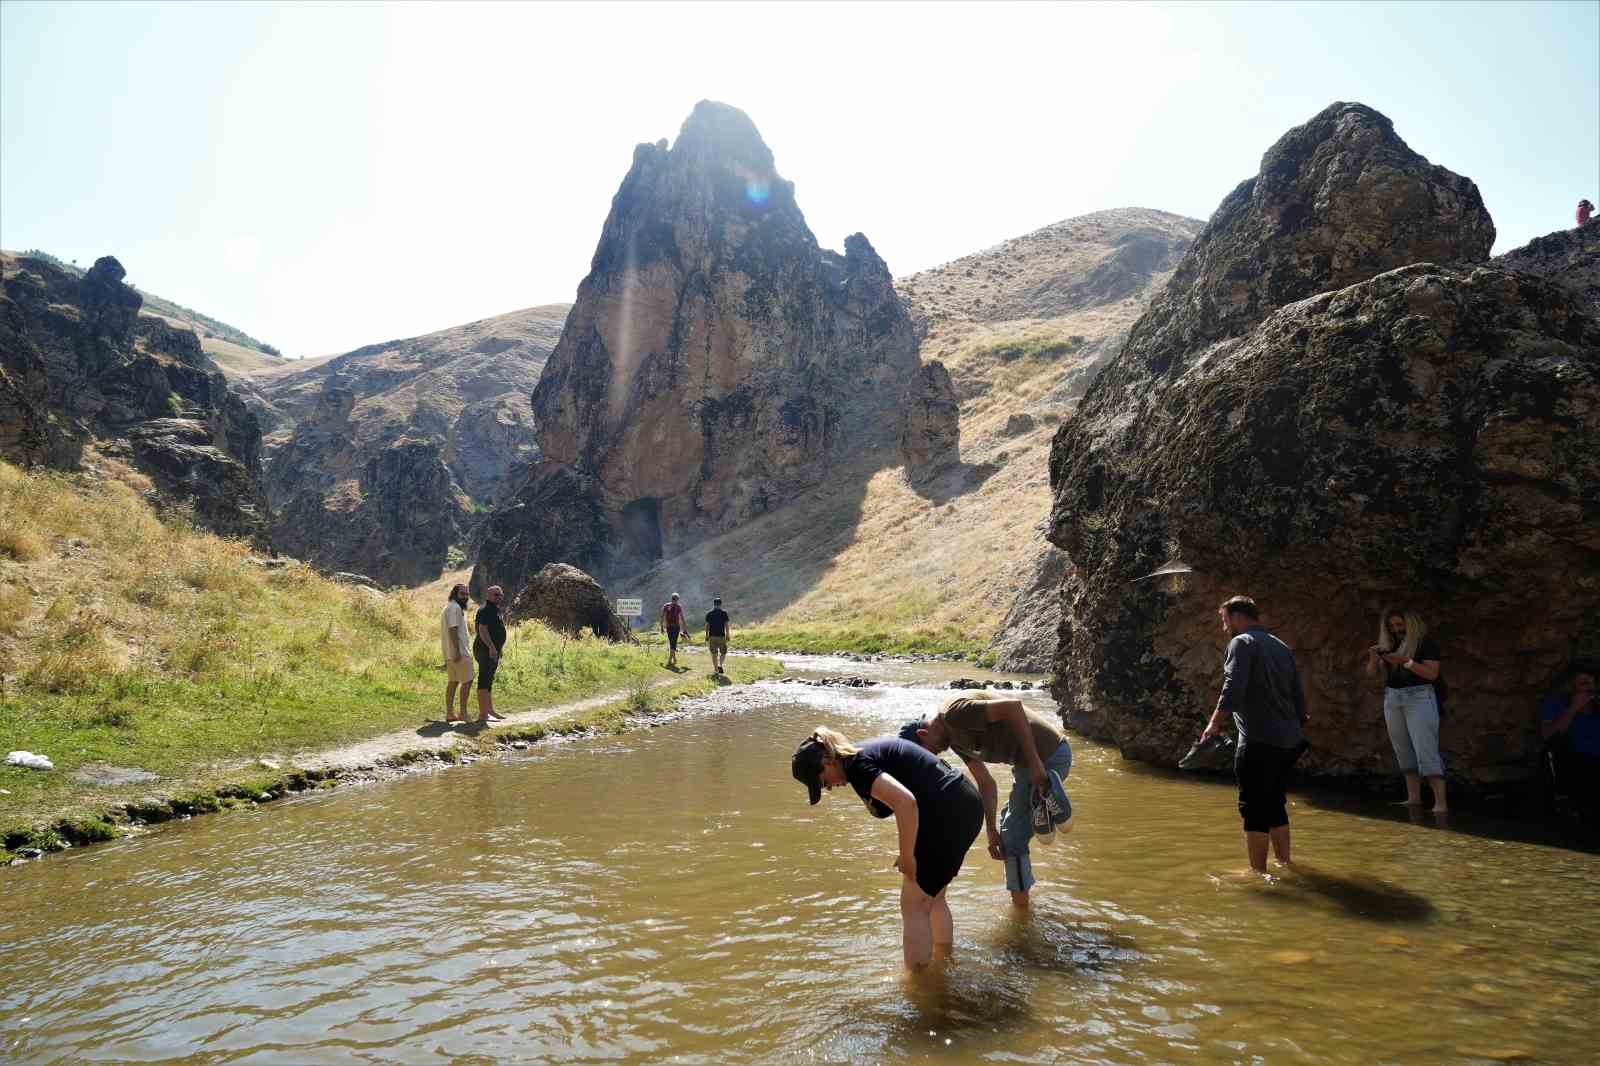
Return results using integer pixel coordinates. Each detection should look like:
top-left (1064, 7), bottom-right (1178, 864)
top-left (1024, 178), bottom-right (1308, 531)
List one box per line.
top-left (2, 658), bottom-right (1597, 1064)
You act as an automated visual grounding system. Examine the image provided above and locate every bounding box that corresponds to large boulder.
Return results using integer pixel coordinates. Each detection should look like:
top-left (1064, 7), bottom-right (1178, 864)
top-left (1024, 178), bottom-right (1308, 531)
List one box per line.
top-left (899, 360), bottom-right (960, 479)
top-left (510, 563), bottom-right (638, 643)
top-left (1046, 102), bottom-right (1598, 784)
top-left (475, 100), bottom-right (921, 593)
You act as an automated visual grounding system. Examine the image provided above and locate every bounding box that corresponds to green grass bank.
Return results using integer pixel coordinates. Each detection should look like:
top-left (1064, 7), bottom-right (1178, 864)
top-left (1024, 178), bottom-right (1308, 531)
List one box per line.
top-left (0, 460), bottom-right (780, 860)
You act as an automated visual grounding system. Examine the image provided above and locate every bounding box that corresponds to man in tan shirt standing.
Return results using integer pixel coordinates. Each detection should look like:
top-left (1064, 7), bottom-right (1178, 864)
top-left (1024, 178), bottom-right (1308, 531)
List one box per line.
top-left (440, 584), bottom-right (473, 723)
top-left (902, 692), bottom-right (1074, 907)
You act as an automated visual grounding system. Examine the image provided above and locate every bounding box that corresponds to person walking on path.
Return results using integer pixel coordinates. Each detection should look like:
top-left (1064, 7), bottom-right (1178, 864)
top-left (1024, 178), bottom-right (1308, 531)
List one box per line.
top-left (440, 583), bottom-right (473, 723)
top-left (659, 593), bottom-right (687, 668)
top-left (1579, 199), bottom-right (1595, 227)
top-left (791, 726), bottom-right (984, 968)
top-left (704, 597), bottom-right (731, 674)
top-left (900, 693), bottom-right (1073, 908)
top-left (473, 584), bottom-right (508, 724)
top-left (1365, 606), bottom-right (1446, 812)
top-left (1200, 596), bottom-right (1309, 873)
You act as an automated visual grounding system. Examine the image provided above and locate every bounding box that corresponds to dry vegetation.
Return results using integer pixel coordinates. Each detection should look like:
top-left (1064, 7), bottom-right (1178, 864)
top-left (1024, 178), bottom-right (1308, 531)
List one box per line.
top-left (0, 459), bottom-right (694, 835)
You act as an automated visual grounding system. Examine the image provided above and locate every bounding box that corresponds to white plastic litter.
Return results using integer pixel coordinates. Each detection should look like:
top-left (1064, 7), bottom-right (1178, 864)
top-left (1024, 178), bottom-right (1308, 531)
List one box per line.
top-left (6, 750), bottom-right (54, 770)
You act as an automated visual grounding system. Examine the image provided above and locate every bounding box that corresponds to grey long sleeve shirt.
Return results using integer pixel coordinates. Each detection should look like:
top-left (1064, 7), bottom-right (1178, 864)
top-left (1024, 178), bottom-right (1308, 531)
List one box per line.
top-left (1219, 626), bottom-right (1307, 749)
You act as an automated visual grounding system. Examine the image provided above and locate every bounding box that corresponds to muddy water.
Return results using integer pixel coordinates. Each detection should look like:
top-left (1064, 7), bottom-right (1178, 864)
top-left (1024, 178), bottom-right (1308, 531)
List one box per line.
top-left (3, 655), bottom-right (1596, 1063)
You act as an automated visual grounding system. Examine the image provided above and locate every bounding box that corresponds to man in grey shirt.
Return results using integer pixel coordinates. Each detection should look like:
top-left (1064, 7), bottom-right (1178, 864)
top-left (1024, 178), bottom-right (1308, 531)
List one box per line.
top-left (1201, 595), bottom-right (1308, 872)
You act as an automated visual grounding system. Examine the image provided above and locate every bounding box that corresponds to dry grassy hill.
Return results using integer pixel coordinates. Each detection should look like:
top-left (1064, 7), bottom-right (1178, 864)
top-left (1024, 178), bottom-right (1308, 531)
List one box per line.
top-left (585, 209), bottom-right (1202, 652)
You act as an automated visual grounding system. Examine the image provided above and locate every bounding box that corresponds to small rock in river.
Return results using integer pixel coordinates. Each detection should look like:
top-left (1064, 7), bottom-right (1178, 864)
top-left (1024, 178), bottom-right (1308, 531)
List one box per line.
top-left (258, 758), bottom-right (281, 771)
top-left (511, 741), bottom-right (528, 750)
top-left (1266, 949), bottom-right (1314, 964)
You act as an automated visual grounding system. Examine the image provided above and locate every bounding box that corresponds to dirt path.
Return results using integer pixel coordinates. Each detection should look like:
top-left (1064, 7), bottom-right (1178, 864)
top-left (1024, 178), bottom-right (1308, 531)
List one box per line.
top-left (291, 671), bottom-right (696, 774)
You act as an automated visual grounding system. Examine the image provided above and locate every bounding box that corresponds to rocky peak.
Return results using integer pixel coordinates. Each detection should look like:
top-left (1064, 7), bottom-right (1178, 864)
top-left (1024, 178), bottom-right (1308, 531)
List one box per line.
top-left (1102, 102), bottom-right (1493, 390)
top-left (475, 102), bottom-right (920, 594)
top-left (899, 361), bottom-right (959, 479)
top-left (1492, 219), bottom-right (1600, 317)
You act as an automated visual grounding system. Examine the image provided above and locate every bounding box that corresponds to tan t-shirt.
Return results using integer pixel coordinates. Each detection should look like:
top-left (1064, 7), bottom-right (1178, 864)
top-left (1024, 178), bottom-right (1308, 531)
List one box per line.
top-left (940, 694), bottom-right (1063, 767)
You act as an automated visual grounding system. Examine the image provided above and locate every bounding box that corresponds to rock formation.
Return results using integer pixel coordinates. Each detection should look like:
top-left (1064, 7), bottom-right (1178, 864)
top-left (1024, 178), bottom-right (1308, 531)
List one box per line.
top-left (1045, 102), bottom-right (1598, 785)
top-left (0, 253), bottom-right (269, 541)
top-left (256, 304), bottom-right (568, 585)
top-left (1492, 220), bottom-right (1599, 318)
top-left (474, 101), bottom-right (919, 595)
top-left (510, 562), bottom-right (637, 643)
top-left (899, 361), bottom-right (960, 479)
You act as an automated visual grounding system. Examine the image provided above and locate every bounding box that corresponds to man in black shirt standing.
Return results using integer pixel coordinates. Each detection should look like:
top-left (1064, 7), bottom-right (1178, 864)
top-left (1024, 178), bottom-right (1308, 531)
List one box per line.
top-left (473, 584), bottom-right (509, 724)
top-left (704, 597), bottom-right (731, 675)
top-left (1200, 595), bottom-right (1308, 873)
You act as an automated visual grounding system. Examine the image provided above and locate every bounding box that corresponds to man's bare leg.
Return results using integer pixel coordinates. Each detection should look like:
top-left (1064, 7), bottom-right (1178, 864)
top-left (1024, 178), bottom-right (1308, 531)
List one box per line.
top-left (445, 681), bottom-right (461, 721)
top-left (900, 878), bottom-right (935, 968)
top-left (1427, 775), bottom-right (1447, 813)
top-left (1245, 827), bottom-right (1270, 873)
top-left (1269, 824), bottom-right (1291, 865)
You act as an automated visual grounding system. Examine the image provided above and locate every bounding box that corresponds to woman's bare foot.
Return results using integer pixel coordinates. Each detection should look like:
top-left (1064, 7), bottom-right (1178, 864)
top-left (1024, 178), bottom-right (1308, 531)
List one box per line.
top-left (1393, 799), bottom-right (1423, 806)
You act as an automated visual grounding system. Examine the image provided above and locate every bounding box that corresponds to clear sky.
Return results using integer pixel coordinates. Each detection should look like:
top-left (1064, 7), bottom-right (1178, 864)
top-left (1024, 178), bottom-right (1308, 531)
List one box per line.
top-left (2, 1), bottom-right (1595, 356)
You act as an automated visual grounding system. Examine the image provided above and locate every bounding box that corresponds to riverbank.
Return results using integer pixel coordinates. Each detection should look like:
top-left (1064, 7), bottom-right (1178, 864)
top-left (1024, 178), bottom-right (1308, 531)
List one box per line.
top-left (2, 653), bottom-right (780, 864)
top-left (0, 460), bottom-right (787, 862)
top-left (706, 620), bottom-right (984, 660)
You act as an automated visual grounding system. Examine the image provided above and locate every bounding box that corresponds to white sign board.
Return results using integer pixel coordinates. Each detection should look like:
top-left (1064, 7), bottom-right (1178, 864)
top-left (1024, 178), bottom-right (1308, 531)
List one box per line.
top-left (616, 598), bottom-right (643, 618)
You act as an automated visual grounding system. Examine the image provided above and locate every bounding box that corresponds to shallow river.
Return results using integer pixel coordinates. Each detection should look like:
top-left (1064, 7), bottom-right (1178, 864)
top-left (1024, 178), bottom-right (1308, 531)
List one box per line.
top-left (3, 655), bottom-right (1597, 1063)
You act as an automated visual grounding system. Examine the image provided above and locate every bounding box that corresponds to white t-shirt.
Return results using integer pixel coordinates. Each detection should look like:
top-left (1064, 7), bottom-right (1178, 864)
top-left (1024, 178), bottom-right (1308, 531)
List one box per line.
top-left (441, 601), bottom-right (471, 661)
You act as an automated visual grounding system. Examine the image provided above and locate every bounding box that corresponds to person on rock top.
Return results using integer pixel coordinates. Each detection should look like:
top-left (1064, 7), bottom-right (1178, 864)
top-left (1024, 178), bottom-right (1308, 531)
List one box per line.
top-left (1579, 198), bottom-right (1595, 227)
top-left (899, 693), bottom-right (1073, 908)
top-left (1365, 606), bottom-right (1446, 812)
top-left (659, 592), bottom-right (687, 668)
top-left (440, 583), bottom-right (473, 723)
top-left (473, 584), bottom-right (508, 724)
top-left (704, 597), bottom-right (731, 675)
top-left (791, 726), bottom-right (983, 968)
top-left (1201, 595), bottom-right (1309, 873)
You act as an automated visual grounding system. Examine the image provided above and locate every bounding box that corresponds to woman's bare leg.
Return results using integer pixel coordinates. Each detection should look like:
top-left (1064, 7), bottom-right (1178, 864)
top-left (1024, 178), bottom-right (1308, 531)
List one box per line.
top-left (899, 877), bottom-right (934, 968)
top-left (1427, 775), bottom-right (1447, 813)
top-left (930, 889), bottom-right (954, 948)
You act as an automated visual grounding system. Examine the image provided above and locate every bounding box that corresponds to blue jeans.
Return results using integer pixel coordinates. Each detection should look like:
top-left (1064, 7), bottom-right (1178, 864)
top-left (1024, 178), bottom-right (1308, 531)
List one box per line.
top-left (998, 741), bottom-right (1073, 893)
top-left (1384, 685), bottom-right (1443, 777)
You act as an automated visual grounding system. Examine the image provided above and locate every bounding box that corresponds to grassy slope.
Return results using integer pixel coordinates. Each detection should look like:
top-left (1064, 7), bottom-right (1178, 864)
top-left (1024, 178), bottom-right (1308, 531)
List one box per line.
top-left (0, 460), bottom-right (774, 841)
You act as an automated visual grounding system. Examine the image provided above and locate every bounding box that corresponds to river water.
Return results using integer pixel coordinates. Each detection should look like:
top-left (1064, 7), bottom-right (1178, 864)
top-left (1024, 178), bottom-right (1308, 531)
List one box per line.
top-left (3, 654), bottom-right (1596, 1063)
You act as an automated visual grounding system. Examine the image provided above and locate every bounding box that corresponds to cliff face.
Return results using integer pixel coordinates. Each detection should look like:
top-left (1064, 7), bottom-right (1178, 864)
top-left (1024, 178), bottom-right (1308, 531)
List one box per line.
top-left (1045, 103), bottom-right (1598, 784)
top-left (255, 305), bottom-right (568, 585)
top-left (473, 101), bottom-right (919, 594)
top-left (0, 253), bottom-right (269, 542)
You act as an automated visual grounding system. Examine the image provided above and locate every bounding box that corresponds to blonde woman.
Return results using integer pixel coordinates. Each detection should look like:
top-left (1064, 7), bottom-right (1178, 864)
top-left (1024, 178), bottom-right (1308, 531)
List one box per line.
top-left (1366, 607), bottom-right (1446, 811)
top-left (791, 726), bottom-right (983, 968)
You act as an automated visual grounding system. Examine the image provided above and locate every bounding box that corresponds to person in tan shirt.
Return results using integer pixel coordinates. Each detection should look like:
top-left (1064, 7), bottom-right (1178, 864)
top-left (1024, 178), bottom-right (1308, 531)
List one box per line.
top-left (902, 692), bottom-right (1073, 907)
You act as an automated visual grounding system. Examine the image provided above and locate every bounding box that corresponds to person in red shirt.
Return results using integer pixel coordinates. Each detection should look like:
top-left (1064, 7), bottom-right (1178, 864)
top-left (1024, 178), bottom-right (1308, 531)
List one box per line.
top-left (659, 593), bottom-right (687, 667)
top-left (1579, 199), bottom-right (1595, 227)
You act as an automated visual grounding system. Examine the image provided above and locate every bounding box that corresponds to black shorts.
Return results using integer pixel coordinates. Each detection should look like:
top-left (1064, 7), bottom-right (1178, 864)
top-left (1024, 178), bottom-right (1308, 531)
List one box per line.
top-left (475, 650), bottom-right (499, 691)
top-left (1235, 742), bottom-right (1303, 833)
top-left (912, 777), bottom-right (985, 897)
top-left (666, 626), bottom-right (680, 651)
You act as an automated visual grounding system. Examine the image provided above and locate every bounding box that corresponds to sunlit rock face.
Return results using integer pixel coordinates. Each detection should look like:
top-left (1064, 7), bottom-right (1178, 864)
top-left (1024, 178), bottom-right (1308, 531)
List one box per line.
top-left (0, 253), bottom-right (269, 543)
top-left (474, 100), bottom-right (919, 594)
top-left (1047, 102), bottom-right (1599, 783)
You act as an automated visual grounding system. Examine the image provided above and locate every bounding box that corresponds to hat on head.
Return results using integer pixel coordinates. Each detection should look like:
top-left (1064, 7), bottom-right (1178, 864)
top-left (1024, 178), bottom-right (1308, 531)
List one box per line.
top-left (897, 718), bottom-right (926, 743)
top-left (791, 734), bottom-right (827, 805)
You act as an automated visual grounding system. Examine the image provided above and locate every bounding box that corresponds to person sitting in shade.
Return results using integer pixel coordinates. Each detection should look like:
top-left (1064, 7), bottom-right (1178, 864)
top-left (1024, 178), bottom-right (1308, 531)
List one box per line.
top-left (1541, 668), bottom-right (1599, 825)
